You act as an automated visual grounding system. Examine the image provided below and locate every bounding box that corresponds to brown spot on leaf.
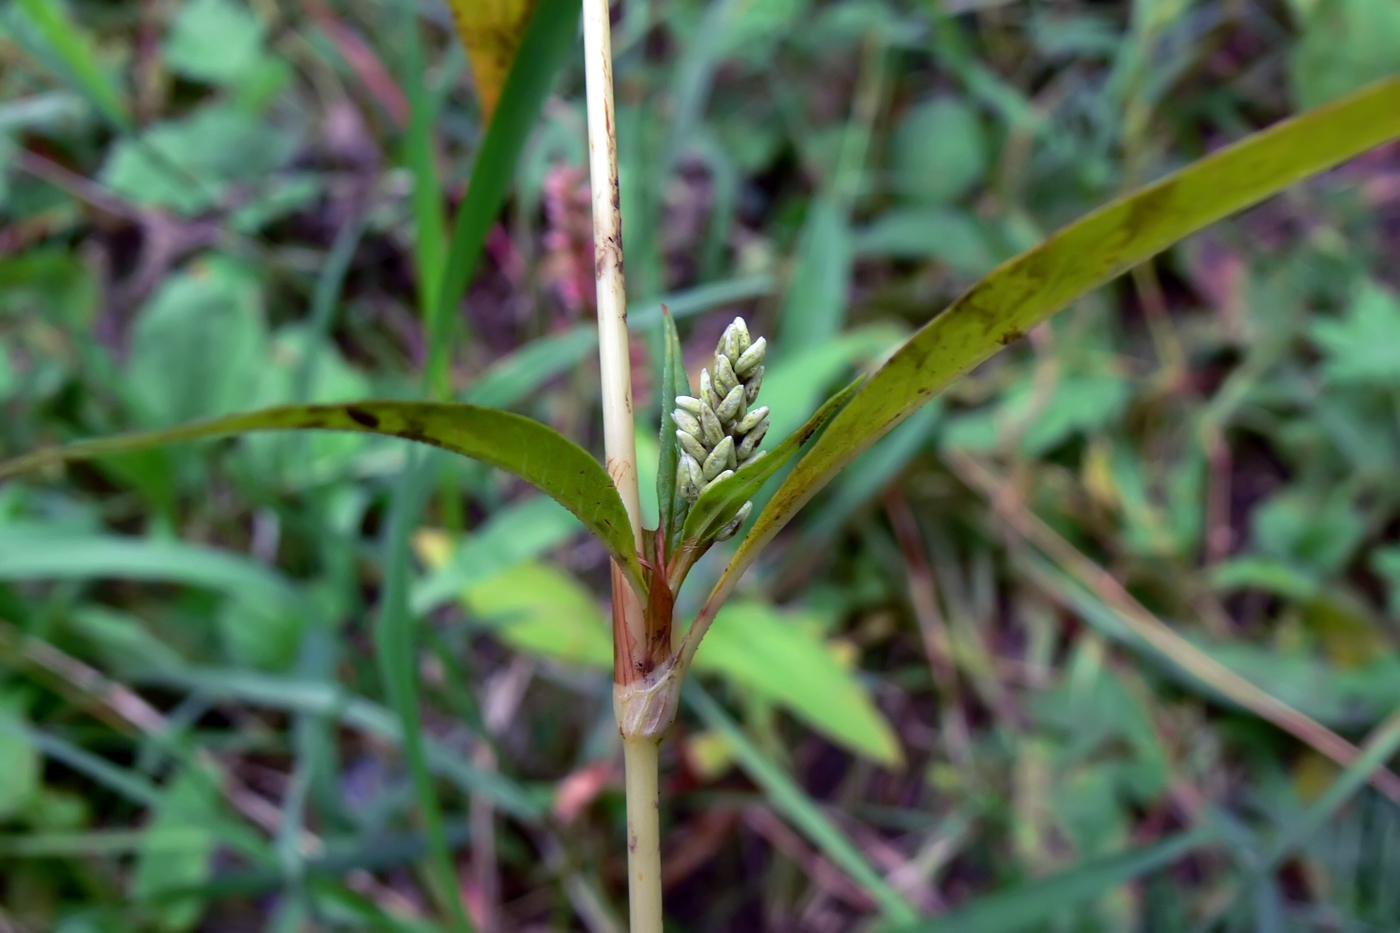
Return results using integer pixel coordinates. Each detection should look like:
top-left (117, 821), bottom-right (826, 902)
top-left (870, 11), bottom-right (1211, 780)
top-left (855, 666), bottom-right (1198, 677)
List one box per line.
top-left (346, 407), bottom-right (380, 429)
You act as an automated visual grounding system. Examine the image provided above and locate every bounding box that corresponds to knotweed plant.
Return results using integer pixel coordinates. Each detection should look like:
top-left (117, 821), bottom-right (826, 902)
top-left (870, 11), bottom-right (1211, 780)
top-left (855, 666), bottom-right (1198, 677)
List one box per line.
top-left (0, 1), bottom-right (1396, 926)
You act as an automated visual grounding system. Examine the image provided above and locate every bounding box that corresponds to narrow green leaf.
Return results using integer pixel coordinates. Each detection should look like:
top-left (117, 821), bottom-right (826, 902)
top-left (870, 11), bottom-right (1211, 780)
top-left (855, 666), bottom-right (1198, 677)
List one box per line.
top-left (881, 828), bottom-right (1218, 933)
top-left (679, 377), bottom-right (863, 547)
top-left (707, 74), bottom-right (1400, 615)
top-left (0, 401), bottom-right (646, 599)
top-left (0, 528), bottom-right (298, 607)
top-left (142, 667), bottom-right (544, 818)
top-left (400, 5), bottom-right (448, 363)
top-left (778, 195), bottom-right (854, 354)
top-left (377, 454), bottom-right (471, 933)
top-left (430, 0), bottom-right (581, 391)
top-left (11, 0), bottom-right (132, 129)
top-left (1200, 708), bottom-right (1400, 927)
top-left (685, 683), bottom-right (917, 923)
top-left (657, 307), bottom-right (692, 558)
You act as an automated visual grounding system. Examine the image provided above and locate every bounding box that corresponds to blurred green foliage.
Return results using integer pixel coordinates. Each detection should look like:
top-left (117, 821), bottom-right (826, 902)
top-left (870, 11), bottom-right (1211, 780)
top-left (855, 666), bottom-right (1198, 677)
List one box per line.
top-left (0, 0), bottom-right (1398, 930)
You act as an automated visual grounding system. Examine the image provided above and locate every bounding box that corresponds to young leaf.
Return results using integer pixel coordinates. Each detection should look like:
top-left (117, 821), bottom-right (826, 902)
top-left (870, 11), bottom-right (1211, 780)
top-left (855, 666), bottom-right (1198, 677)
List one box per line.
top-left (678, 377), bottom-right (863, 549)
top-left (701, 73), bottom-right (1400, 622)
top-left (0, 401), bottom-right (646, 599)
top-left (657, 308), bottom-right (693, 559)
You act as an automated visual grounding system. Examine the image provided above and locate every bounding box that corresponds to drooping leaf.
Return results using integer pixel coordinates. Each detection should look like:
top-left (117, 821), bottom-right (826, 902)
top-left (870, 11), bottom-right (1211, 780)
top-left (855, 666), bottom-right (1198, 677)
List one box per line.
top-left (704, 74), bottom-right (1400, 617)
top-left (0, 401), bottom-right (646, 599)
top-left (658, 308), bottom-right (693, 558)
top-left (445, 0), bottom-right (541, 120)
top-left (679, 377), bottom-right (863, 548)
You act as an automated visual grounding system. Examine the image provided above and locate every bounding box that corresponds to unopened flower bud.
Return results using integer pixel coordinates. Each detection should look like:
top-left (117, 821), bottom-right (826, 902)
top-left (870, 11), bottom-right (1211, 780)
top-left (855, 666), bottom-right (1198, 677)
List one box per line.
top-left (736, 405), bottom-right (769, 435)
top-left (744, 365), bottom-right (764, 404)
top-left (677, 453), bottom-right (703, 500)
top-left (713, 355), bottom-right (740, 396)
top-left (674, 409), bottom-right (702, 440)
top-left (676, 428), bottom-right (708, 463)
top-left (699, 402), bottom-right (725, 447)
top-left (700, 369), bottom-right (721, 409)
top-left (715, 500), bottom-right (753, 541)
top-left (736, 417), bottom-right (768, 460)
top-left (702, 436), bottom-right (736, 481)
top-left (675, 395), bottom-right (703, 415)
top-left (715, 383), bottom-right (746, 424)
top-left (700, 469), bottom-right (734, 494)
top-left (735, 337), bottom-right (766, 378)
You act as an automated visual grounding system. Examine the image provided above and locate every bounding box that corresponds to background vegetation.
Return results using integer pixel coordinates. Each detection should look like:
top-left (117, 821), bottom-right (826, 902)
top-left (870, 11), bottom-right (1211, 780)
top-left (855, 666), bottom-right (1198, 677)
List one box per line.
top-left (1, 0), bottom-right (1400, 930)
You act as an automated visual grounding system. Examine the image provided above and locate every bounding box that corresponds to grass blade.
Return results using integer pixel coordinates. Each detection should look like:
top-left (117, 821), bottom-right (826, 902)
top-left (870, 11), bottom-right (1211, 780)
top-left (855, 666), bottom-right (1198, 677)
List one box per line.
top-left (882, 828), bottom-right (1218, 933)
top-left (9, 0), bottom-right (131, 129)
top-left (376, 453), bottom-right (473, 931)
top-left (685, 682), bottom-right (918, 924)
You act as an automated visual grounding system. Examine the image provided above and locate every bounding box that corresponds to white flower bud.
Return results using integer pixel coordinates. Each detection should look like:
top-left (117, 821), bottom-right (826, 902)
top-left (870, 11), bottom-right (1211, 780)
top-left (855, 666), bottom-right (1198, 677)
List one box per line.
top-left (702, 436), bottom-right (735, 481)
top-left (674, 409), bottom-right (703, 440)
top-left (699, 469), bottom-right (734, 494)
top-left (713, 354), bottom-right (740, 396)
top-left (677, 429), bottom-right (708, 463)
top-left (735, 405), bottom-right (769, 435)
top-left (715, 500), bottom-right (753, 541)
top-left (715, 383), bottom-right (746, 425)
top-left (675, 395), bottom-right (703, 415)
top-left (699, 402), bottom-right (725, 447)
top-left (734, 337), bottom-right (766, 378)
top-left (743, 365), bottom-right (764, 404)
top-left (736, 417), bottom-right (768, 460)
top-left (677, 453), bottom-right (703, 500)
top-left (700, 368), bottom-right (721, 409)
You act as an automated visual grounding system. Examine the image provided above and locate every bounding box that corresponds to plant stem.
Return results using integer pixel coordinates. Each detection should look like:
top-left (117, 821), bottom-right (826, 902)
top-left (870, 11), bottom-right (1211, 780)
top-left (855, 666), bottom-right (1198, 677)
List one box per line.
top-left (621, 736), bottom-right (663, 933)
top-left (582, 0), bottom-right (642, 553)
top-left (581, 2), bottom-right (666, 930)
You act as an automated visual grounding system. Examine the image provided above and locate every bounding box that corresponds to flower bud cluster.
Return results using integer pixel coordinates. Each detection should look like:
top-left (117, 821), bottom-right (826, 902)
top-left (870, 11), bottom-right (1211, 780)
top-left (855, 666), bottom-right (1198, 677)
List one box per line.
top-left (674, 318), bottom-right (769, 539)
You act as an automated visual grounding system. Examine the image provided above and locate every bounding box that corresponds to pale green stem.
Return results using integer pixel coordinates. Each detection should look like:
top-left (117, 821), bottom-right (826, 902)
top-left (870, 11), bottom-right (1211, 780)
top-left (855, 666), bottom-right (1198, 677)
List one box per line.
top-left (621, 736), bottom-right (663, 933)
top-left (582, 1), bottom-right (666, 930)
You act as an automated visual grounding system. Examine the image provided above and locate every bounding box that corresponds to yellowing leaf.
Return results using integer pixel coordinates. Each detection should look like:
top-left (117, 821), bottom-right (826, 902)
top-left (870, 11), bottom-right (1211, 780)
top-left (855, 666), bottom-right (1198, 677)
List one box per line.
top-left (695, 601), bottom-right (903, 766)
top-left (447, 0), bottom-right (541, 119)
top-left (461, 561), bottom-right (613, 668)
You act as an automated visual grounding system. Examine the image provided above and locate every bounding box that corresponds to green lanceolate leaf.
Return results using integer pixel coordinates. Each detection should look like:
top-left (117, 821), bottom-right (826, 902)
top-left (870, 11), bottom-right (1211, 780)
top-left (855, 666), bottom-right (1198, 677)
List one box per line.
top-left (679, 377), bottom-right (863, 548)
top-left (705, 73), bottom-right (1400, 615)
top-left (658, 308), bottom-right (693, 559)
top-left (0, 401), bottom-right (647, 599)
top-left (430, 0), bottom-right (581, 391)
